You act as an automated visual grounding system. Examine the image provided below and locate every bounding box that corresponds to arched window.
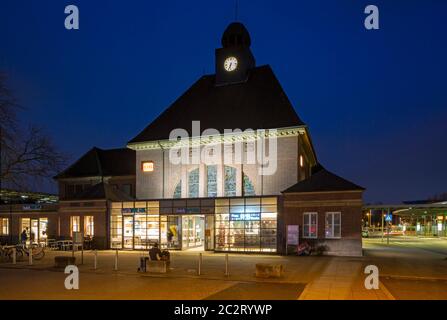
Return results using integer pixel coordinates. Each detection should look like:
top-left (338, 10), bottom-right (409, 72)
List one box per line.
top-left (224, 166), bottom-right (236, 197)
top-left (207, 165), bottom-right (217, 197)
top-left (243, 173), bottom-right (255, 196)
top-left (173, 181), bottom-right (182, 198)
top-left (188, 168), bottom-right (199, 198)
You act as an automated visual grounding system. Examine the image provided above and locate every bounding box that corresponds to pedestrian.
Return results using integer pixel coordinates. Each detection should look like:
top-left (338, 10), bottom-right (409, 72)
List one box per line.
top-left (20, 229), bottom-right (28, 248)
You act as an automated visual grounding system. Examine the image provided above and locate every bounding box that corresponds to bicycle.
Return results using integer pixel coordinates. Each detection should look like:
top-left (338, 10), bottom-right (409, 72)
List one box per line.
top-left (19, 243), bottom-right (46, 260)
top-left (1, 243), bottom-right (45, 261)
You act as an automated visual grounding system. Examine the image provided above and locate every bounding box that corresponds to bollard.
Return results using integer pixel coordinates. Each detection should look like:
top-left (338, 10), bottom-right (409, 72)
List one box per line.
top-left (225, 253), bottom-right (229, 277)
top-left (94, 250), bottom-right (98, 270)
top-left (199, 252), bottom-right (203, 275)
top-left (28, 248), bottom-right (33, 266)
top-left (114, 249), bottom-right (118, 271)
top-left (12, 247), bottom-right (16, 265)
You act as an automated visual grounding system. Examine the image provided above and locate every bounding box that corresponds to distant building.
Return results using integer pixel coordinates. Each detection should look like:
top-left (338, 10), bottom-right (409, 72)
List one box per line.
top-left (0, 22), bottom-right (364, 256)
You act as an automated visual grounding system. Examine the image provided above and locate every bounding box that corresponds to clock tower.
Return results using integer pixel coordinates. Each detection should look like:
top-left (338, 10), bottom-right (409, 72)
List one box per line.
top-left (215, 22), bottom-right (256, 86)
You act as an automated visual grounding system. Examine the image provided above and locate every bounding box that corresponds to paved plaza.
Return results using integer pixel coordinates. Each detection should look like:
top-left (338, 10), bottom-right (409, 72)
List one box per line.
top-left (1, 237), bottom-right (446, 300)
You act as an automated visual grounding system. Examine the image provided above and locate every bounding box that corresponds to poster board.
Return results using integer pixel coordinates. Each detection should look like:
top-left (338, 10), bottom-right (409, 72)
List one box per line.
top-left (287, 225), bottom-right (299, 245)
top-left (72, 231), bottom-right (84, 244)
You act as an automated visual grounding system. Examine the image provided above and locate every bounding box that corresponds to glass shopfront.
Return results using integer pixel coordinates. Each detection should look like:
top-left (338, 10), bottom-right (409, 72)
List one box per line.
top-left (110, 197), bottom-right (277, 253)
top-left (215, 197), bottom-right (277, 252)
top-left (20, 217), bottom-right (48, 245)
top-left (110, 201), bottom-right (160, 249)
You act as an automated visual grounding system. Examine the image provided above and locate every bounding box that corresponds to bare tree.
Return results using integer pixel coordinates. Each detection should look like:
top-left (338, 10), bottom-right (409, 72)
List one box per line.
top-left (0, 73), bottom-right (67, 190)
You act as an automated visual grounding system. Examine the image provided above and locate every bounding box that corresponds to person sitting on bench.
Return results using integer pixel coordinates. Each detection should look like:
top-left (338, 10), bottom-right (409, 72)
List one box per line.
top-left (149, 242), bottom-right (162, 261)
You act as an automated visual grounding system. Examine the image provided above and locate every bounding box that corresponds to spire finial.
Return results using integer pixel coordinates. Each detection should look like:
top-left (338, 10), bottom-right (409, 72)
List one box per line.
top-left (234, 0), bottom-right (239, 21)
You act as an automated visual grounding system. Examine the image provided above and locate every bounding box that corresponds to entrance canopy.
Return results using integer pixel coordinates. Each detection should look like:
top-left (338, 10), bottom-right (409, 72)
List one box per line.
top-left (364, 201), bottom-right (447, 217)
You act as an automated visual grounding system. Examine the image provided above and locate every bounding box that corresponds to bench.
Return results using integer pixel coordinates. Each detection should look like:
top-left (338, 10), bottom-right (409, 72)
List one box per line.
top-left (54, 256), bottom-right (76, 268)
top-left (138, 257), bottom-right (169, 273)
top-left (147, 260), bottom-right (169, 273)
top-left (255, 263), bottom-right (283, 278)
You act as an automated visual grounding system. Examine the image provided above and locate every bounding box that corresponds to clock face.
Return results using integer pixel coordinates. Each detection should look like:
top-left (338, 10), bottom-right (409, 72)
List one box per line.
top-left (224, 56), bottom-right (238, 72)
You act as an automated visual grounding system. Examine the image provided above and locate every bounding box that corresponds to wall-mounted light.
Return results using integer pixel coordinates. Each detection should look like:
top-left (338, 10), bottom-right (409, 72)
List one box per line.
top-left (300, 155), bottom-right (304, 168)
top-left (141, 161), bottom-right (154, 172)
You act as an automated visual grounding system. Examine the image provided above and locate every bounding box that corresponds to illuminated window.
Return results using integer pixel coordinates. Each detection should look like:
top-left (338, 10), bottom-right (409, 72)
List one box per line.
top-left (39, 218), bottom-right (48, 241)
top-left (84, 216), bottom-right (94, 237)
top-left (141, 161), bottom-right (154, 172)
top-left (303, 212), bottom-right (318, 238)
top-left (224, 166), bottom-right (236, 197)
top-left (70, 216), bottom-right (81, 236)
top-left (325, 212), bottom-right (341, 238)
top-left (188, 168), bottom-right (199, 198)
top-left (243, 173), bottom-right (255, 196)
top-left (173, 181), bottom-right (182, 198)
top-left (207, 165), bottom-right (217, 197)
top-left (0, 218), bottom-right (9, 235)
top-left (215, 197), bottom-right (277, 253)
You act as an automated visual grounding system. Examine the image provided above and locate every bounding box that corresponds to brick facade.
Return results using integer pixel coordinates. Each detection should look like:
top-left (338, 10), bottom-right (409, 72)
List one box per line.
top-left (280, 190), bottom-right (363, 256)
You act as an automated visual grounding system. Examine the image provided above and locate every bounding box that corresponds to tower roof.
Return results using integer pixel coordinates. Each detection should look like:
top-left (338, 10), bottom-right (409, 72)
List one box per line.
top-left (128, 65), bottom-right (305, 144)
top-left (221, 22), bottom-right (251, 47)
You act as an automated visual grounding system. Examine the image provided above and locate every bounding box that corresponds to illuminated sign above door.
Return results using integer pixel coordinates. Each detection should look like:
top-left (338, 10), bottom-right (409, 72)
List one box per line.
top-left (141, 161), bottom-right (154, 172)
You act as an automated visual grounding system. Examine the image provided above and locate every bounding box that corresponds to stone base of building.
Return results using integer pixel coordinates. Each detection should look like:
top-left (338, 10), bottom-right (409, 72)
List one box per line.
top-left (311, 239), bottom-right (363, 257)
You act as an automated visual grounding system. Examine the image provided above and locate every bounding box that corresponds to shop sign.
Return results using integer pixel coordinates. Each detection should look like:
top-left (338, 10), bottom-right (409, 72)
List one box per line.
top-left (287, 225), bottom-right (299, 245)
top-left (175, 208), bottom-right (186, 214)
top-left (141, 161), bottom-right (154, 172)
top-left (122, 208), bottom-right (146, 214)
top-left (230, 213), bottom-right (260, 221)
top-left (23, 204), bottom-right (42, 211)
top-left (186, 207), bottom-right (200, 214)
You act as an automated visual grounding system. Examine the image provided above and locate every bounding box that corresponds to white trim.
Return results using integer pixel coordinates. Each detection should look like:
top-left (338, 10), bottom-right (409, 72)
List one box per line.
top-left (303, 212), bottom-right (318, 239)
top-left (325, 212), bottom-right (341, 239)
top-left (127, 126), bottom-right (307, 151)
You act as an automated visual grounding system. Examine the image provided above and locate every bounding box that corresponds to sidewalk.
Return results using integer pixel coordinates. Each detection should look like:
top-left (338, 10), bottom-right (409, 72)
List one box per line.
top-left (0, 249), bottom-right (394, 300)
top-left (299, 259), bottom-right (394, 300)
top-left (0, 249), bottom-right (330, 283)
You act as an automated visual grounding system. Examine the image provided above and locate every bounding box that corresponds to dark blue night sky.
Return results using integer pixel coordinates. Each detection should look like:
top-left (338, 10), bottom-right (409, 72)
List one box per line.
top-left (1, 0), bottom-right (446, 203)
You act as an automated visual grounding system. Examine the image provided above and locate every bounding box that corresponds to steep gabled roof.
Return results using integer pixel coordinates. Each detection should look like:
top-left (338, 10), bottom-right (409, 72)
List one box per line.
top-left (282, 165), bottom-right (365, 194)
top-left (55, 147), bottom-right (135, 179)
top-left (129, 65), bottom-right (305, 144)
top-left (69, 182), bottom-right (134, 201)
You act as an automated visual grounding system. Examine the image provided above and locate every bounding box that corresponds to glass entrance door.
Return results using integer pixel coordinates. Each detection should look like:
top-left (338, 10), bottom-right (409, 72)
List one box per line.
top-left (182, 215), bottom-right (205, 250)
top-left (123, 216), bottom-right (134, 249)
top-left (30, 219), bottom-right (39, 244)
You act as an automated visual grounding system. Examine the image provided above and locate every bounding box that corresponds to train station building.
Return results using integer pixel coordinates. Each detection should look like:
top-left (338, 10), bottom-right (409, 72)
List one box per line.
top-left (0, 22), bottom-right (365, 256)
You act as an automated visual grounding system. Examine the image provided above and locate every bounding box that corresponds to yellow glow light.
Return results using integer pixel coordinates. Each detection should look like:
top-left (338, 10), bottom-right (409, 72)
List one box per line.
top-left (141, 161), bottom-right (154, 172)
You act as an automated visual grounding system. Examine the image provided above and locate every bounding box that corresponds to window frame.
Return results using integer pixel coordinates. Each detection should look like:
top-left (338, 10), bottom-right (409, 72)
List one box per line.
top-left (84, 216), bottom-right (94, 237)
top-left (206, 165), bottom-right (218, 197)
top-left (0, 218), bottom-right (9, 236)
top-left (325, 212), bottom-right (341, 239)
top-left (303, 212), bottom-right (318, 239)
top-left (70, 216), bottom-right (81, 236)
top-left (224, 166), bottom-right (237, 197)
top-left (188, 168), bottom-right (199, 198)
